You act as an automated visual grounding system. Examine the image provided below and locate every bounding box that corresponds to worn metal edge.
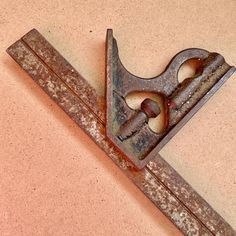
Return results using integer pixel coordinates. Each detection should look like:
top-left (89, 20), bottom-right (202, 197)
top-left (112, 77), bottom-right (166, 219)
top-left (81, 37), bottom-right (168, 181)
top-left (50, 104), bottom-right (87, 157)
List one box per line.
top-left (147, 67), bottom-right (236, 236)
top-left (6, 38), bottom-right (216, 236)
top-left (153, 66), bottom-right (236, 152)
top-left (104, 29), bottom-right (235, 235)
top-left (21, 28), bottom-right (105, 123)
top-left (105, 29), bottom-right (153, 169)
top-left (147, 157), bottom-right (236, 235)
top-left (147, 68), bottom-right (236, 235)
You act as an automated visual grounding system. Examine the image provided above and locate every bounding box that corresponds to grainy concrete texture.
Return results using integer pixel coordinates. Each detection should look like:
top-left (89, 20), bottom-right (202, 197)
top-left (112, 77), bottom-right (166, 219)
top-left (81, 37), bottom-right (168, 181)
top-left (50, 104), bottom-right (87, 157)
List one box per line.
top-left (0, 1), bottom-right (235, 235)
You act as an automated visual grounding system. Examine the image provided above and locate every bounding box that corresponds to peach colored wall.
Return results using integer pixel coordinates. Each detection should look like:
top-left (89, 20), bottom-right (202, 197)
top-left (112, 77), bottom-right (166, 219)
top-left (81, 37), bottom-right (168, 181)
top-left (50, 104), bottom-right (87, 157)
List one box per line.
top-left (0, 0), bottom-right (235, 235)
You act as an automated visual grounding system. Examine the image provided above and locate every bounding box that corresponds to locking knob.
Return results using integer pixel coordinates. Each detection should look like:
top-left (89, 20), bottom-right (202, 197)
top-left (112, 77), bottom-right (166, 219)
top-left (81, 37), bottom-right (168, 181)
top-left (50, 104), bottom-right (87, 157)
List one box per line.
top-left (141, 98), bottom-right (161, 118)
top-left (117, 98), bottom-right (161, 141)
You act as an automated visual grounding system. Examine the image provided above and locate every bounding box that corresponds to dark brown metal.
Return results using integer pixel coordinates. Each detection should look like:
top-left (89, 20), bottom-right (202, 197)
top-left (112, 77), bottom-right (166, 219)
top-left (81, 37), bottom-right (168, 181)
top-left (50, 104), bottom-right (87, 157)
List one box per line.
top-left (6, 29), bottom-right (236, 235)
top-left (117, 98), bottom-right (161, 142)
top-left (141, 98), bottom-right (161, 118)
top-left (106, 29), bottom-right (235, 169)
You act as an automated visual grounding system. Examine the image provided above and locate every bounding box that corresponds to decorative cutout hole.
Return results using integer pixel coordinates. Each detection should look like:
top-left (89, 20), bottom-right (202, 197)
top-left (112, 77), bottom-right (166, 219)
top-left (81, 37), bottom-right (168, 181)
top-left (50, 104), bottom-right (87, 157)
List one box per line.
top-left (125, 92), bottom-right (166, 133)
top-left (178, 59), bottom-right (203, 83)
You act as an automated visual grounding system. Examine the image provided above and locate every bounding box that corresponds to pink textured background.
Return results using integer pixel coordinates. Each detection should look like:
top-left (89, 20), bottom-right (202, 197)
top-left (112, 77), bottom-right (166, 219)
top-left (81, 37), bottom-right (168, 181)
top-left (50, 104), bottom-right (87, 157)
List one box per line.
top-left (0, 1), bottom-right (235, 235)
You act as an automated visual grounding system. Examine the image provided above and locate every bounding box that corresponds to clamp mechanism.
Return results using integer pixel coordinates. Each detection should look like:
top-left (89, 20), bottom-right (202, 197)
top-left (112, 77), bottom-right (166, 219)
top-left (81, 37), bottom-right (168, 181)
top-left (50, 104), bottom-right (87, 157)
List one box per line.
top-left (106, 29), bottom-right (235, 169)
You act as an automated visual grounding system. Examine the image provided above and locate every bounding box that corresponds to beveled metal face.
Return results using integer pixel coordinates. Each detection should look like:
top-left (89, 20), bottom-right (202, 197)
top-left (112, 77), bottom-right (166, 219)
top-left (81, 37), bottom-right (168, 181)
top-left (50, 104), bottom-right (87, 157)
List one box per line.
top-left (106, 29), bottom-right (235, 169)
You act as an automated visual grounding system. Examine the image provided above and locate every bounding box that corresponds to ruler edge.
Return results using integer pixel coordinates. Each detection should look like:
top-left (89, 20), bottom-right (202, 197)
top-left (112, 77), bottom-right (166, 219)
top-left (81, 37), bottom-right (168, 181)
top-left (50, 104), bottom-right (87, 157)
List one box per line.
top-left (6, 29), bottom-right (236, 235)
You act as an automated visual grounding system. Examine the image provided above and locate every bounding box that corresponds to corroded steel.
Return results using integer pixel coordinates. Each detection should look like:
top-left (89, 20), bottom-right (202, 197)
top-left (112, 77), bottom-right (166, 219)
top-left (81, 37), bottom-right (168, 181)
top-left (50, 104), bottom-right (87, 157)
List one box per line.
top-left (106, 29), bottom-right (235, 169)
top-left (7, 29), bottom-right (236, 235)
top-left (117, 98), bottom-right (161, 141)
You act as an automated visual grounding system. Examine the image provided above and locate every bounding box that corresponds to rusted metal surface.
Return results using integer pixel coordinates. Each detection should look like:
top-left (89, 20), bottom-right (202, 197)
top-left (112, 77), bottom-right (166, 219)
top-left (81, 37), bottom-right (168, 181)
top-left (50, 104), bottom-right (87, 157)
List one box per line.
top-left (117, 98), bottom-right (161, 142)
top-left (21, 29), bottom-right (105, 123)
top-left (106, 29), bottom-right (235, 169)
top-left (7, 29), bottom-right (236, 235)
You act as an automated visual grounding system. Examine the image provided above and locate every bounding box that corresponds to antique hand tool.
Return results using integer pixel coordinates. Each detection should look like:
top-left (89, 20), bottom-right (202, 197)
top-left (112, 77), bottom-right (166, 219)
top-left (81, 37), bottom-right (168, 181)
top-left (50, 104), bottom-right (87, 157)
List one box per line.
top-left (106, 29), bottom-right (235, 169)
top-left (7, 29), bottom-right (235, 235)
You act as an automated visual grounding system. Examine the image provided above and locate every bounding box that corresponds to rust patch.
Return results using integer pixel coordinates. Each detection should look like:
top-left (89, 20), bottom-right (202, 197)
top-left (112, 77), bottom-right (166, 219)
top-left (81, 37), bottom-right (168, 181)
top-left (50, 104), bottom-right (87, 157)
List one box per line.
top-left (7, 29), bottom-right (236, 236)
top-left (106, 29), bottom-right (235, 169)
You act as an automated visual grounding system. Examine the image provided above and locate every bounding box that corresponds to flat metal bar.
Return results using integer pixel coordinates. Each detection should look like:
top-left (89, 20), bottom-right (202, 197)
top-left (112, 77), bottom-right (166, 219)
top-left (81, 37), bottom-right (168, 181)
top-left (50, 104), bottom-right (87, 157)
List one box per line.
top-left (147, 157), bottom-right (235, 235)
top-left (6, 30), bottom-right (235, 235)
top-left (22, 29), bottom-right (105, 123)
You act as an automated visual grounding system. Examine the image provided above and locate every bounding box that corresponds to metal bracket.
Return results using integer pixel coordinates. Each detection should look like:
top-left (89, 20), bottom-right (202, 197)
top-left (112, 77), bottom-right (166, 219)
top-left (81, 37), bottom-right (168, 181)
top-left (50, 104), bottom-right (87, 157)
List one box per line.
top-left (6, 29), bottom-right (236, 235)
top-left (106, 29), bottom-right (235, 169)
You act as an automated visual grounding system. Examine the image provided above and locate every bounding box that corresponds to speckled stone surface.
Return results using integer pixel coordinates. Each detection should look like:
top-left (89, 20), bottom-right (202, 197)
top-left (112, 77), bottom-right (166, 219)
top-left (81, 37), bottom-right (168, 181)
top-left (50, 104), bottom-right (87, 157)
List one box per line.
top-left (0, 1), bottom-right (235, 235)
